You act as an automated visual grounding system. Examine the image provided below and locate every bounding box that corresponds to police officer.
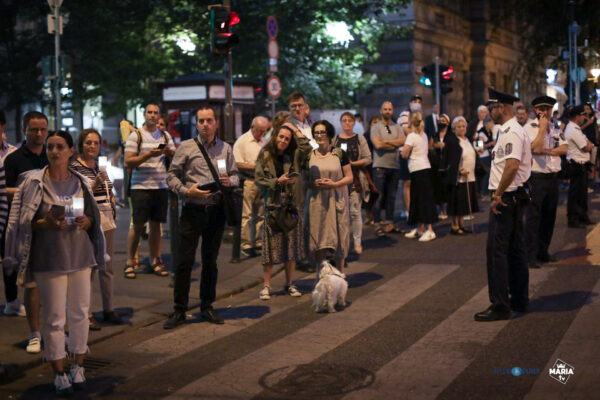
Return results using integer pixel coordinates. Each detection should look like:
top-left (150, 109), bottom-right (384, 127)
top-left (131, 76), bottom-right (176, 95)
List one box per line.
top-left (474, 88), bottom-right (532, 322)
top-left (524, 96), bottom-right (567, 268)
top-left (565, 105), bottom-right (594, 228)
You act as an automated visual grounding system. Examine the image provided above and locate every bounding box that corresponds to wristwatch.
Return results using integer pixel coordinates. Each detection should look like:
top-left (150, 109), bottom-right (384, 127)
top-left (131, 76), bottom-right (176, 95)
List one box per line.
top-left (491, 193), bottom-right (502, 201)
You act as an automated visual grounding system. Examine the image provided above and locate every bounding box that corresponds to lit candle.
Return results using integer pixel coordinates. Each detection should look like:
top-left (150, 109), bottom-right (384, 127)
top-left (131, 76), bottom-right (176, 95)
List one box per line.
top-left (98, 156), bottom-right (108, 172)
top-left (217, 159), bottom-right (227, 175)
top-left (72, 196), bottom-right (85, 217)
top-left (340, 143), bottom-right (348, 152)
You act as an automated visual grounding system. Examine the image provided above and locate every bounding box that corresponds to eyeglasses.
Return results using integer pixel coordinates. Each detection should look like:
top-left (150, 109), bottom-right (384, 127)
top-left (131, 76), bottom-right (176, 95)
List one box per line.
top-left (290, 103), bottom-right (305, 109)
top-left (385, 125), bottom-right (391, 134)
top-left (313, 130), bottom-right (328, 136)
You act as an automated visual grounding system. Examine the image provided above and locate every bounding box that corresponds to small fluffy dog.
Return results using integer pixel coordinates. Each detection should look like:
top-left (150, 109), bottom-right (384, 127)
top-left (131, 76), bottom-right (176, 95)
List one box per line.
top-left (312, 261), bottom-right (348, 313)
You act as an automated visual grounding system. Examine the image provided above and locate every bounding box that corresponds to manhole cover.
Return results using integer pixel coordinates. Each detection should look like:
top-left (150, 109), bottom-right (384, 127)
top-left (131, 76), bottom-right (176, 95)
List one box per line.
top-left (259, 363), bottom-right (375, 397)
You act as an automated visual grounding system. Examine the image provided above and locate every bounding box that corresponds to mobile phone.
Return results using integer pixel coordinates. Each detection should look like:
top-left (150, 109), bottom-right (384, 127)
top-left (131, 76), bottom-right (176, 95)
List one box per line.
top-left (476, 140), bottom-right (483, 148)
top-left (287, 172), bottom-right (300, 178)
top-left (157, 143), bottom-right (166, 149)
top-left (50, 204), bottom-right (66, 218)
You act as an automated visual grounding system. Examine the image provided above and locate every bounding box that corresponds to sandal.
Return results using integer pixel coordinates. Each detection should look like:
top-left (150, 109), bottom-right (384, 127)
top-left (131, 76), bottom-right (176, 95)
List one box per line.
top-left (450, 227), bottom-right (465, 235)
top-left (89, 316), bottom-right (102, 331)
top-left (124, 264), bottom-right (137, 279)
top-left (150, 260), bottom-right (169, 277)
top-left (375, 226), bottom-right (386, 237)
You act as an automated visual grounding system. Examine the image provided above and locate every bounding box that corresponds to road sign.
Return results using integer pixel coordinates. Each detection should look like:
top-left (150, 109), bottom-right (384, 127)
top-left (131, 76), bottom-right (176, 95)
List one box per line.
top-left (266, 16), bottom-right (278, 38)
top-left (570, 67), bottom-right (587, 83)
top-left (269, 58), bottom-right (278, 73)
top-left (267, 75), bottom-right (282, 98)
top-left (268, 39), bottom-right (279, 59)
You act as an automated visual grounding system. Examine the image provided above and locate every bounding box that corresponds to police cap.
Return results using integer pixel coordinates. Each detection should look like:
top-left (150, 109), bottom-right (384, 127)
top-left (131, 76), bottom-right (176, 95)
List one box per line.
top-left (410, 95), bottom-right (423, 102)
top-left (531, 95), bottom-right (556, 108)
top-left (487, 88), bottom-right (520, 105)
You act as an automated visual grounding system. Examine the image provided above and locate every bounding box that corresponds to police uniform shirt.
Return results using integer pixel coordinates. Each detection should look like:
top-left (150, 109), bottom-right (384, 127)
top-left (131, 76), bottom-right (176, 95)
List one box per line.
top-left (524, 118), bottom-right (567, 173)
top-left (488, 117), bottom-right (532, 192)
top-left (565, 121), bottom-right (590, 164)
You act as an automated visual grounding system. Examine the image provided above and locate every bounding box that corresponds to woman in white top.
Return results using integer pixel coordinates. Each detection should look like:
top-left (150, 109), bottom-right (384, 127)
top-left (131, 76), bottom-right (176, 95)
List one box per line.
top-left (401, 113), bottom-right (437, 242)
top-left (443, 117), bottom-right (479, 234)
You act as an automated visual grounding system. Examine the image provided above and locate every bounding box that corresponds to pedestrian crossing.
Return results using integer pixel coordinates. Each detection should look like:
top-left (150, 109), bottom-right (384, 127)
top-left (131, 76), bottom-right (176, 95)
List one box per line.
top-left (91, 261), bottom-right (600, 399)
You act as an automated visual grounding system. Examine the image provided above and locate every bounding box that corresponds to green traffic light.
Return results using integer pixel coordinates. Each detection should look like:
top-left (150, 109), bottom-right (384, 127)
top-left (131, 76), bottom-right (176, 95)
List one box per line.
top-left (420, 76), bottom-right (432, 87)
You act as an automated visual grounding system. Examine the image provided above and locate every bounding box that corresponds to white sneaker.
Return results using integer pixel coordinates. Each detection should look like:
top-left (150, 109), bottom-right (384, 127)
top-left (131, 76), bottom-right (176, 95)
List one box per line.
top-left (286, 285), bottom-right (302, 297)
top-left (3, 299), bottom-right (26, 317)
top-left (26, 336), bottom-right (41, 354)
top-left (259, 286), bottom-right (271, 300)
top-left (418, 231), bottom-right (436, 242)
top-left (69, 364), bottom-right (86, 390)
top-left (54, 372), bottom-right (73, 396)
top-left (405, 228), bottom-right (420, 239)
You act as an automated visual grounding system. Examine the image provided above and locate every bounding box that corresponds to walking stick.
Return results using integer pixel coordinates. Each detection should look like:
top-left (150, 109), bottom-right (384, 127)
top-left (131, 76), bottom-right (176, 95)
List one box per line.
top-left (465, 179), bottom-right (475, 233)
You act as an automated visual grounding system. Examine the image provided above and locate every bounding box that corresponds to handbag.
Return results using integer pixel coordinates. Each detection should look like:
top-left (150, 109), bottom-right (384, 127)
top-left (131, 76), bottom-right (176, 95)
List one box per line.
top-left (266, 185), bottom-right (299, 234)
top-left (99, 181), bottom-right (117, 231)
top-left (194, 138), bottom-right (242, 226)
top-left (362, 168), bottom-right (379, 207)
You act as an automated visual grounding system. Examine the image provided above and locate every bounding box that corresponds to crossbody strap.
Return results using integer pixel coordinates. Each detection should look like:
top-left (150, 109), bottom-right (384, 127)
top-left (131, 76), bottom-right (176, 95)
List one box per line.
top-left (194, 137), bottom-right (224, 190)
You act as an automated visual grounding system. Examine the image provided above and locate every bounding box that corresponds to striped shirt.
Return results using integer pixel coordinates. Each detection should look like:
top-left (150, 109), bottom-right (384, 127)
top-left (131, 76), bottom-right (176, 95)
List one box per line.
top-left (125, 128), bottom-right (175, 190)
top-left (0, 160), bottom-right (10, 238)
top-left (69, 158), bottom-right (114, 205)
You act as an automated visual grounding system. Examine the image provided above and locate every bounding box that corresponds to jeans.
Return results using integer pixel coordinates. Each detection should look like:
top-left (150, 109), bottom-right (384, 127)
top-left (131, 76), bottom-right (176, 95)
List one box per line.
top-left (372, 167), bottom-right (401, 224)
top-left (349, 191), bottom-right (363, 247)
top-left (173, 204), bottom-right (226, 312)
top-left (241, 179), bottom-right (264, 250)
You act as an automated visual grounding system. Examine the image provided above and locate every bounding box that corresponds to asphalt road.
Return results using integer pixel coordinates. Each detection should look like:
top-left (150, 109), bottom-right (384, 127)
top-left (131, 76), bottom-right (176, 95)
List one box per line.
top-left (1, 192), bottom-right (599, 400)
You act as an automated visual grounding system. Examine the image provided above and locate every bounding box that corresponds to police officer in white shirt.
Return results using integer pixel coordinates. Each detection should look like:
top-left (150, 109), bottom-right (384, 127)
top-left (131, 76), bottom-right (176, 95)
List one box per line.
top-left (523, 96), bottom-right (567, 268)
top-left (233, 116), bottom-right (269, 255)
top-left (565, 105), bottom-right (594, 228)
top-left (474, 88), bottom-right (532, 322)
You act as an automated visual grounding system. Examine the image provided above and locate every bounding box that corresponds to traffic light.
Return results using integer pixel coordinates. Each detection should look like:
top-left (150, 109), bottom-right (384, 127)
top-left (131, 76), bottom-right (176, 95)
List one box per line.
top-left (210, 6), bottom-right (240, 55)
top-left (420, 64), bottom-right (454, 93)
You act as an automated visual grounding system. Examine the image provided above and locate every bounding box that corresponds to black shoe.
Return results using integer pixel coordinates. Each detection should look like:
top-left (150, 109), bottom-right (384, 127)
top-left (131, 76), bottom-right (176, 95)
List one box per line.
top-left (568, 221), bottom-right (583, 228)
top-left (201, 308), bottom-right (224, 324)
top-left (450, 228), bottom-right (465, 235)
top-left (163, 311), bottom-right (186, 329)
top-left (242, 248), bottom-right (258, 258)
top-left (459, 226), bottom-right (472, 234)
top-left (89, 316), bottom-right (102, 331)
top-left (103, 311), bottom-right (123, 325)
top-left (474, 306), bottom-right (510, 322)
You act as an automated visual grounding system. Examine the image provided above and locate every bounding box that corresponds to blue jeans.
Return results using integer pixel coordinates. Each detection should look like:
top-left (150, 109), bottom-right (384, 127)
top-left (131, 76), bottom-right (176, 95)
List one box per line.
top-left (372, 167), bottom-right (401, 224)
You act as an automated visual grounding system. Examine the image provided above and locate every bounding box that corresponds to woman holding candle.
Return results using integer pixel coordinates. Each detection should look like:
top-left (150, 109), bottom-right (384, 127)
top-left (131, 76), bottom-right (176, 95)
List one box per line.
top-left (4, 130), bottom-right (105, 395)
top-left (70, 129), bottom-right (123, 330)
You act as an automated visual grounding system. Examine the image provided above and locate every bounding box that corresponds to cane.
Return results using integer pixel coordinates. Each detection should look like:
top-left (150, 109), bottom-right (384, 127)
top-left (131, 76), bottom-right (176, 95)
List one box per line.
top-left (465, 179), bottom-right (475, 233)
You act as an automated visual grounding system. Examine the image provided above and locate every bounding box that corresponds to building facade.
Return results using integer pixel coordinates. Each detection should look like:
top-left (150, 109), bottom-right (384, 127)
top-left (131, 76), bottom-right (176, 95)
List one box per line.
top-left (360, 0), bottom-right (547, 120)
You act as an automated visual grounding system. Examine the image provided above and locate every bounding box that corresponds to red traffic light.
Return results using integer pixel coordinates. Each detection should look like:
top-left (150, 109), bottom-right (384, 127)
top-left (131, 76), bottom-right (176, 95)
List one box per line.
top-left (229, 11), bottom-right (240, 27)
top-left (442, 66), bottom-right (454, 80)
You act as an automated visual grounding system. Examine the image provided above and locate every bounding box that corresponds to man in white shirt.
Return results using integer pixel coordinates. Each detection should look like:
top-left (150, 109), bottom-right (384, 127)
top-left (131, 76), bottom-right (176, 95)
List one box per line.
top-left (523, 96), bottom-right (567, 268)
top-left (233, 116), bottom-right (269, 255)
top-left (288, 92), bottom-right (316, 148)
top-left (475, 88), bottom-right (532, 322)
top-left (565, 105), bottom-right (594, 228)
top-left (124, 103), bottom-right (175, 277)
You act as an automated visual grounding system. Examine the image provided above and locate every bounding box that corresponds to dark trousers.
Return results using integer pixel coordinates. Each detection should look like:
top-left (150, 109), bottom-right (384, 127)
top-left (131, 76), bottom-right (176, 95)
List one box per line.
top-left (1, 239), bottom-right (17, 303)
top-left (567, 162), bottom-right (589, 223)
top-left (525, 173), bottom-right (559, 264)
top-left (173, 204), bottom-right (226, 312)
top-left (486, 191), bottom-right (529, 311)
top-left (372, 167), bottom-right (401, 223)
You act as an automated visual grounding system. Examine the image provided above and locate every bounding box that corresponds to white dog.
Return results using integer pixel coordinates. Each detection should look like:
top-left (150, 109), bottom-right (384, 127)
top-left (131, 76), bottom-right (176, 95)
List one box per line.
top-left (312, 261), bottom-right (348, 313)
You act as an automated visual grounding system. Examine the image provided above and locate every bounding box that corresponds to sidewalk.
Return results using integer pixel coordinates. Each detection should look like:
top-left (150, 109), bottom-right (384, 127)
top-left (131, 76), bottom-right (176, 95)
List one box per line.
top-left (0, 207), bottom-right (274, 371)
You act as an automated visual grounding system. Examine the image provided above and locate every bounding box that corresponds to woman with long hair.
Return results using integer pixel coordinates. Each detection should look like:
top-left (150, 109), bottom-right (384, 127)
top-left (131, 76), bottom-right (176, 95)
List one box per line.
top-left (401, 113), bottom-right (437, 241)
top-left (255, 122), bottom-right (312, 300)
top-left (4, 130), bottom-right (105, 395)
top-left (70, 129), bottom-right (123, 330)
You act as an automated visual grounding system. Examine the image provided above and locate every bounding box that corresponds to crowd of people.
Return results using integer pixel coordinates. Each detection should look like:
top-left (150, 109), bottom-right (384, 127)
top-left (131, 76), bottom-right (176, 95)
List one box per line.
top-left (0, 86), bottom-right (598, 394)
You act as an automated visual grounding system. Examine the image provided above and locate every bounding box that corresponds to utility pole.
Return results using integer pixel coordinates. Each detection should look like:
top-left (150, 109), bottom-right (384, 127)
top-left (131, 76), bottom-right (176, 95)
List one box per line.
top-left (48, 0), bottom-right (63, 130)
top-left (223, 0), bottom-right (234, 144)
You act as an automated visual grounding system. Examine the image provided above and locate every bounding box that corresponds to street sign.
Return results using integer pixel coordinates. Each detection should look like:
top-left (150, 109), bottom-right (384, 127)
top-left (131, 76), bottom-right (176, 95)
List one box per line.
top-left (269, 58), bottom-right (278, 73)
top-left (570, 67), bottom-right (587, 83)
top-left (266, 16), bottom-right (278, 39)
top-left (267, 75), bottom-right (282, 98)
top-left (268, 39), bottom-right (279, 59)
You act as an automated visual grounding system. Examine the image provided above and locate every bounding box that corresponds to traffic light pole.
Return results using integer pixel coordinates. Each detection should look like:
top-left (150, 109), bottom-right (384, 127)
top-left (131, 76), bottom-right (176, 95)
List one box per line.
top-left (434, 56), bottom-right (440, 108)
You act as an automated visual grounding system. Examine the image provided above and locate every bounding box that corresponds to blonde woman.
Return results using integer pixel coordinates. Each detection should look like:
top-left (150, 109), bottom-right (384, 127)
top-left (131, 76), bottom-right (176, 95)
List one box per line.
top-left (401, 112), bottom-right (437, 241)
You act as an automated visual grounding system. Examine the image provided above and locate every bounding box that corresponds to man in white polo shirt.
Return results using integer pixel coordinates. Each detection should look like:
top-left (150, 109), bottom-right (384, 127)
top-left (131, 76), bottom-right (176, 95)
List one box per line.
top-left (565, 105), bottom-right (594, 228)
top-left (233, 116), bottom-right (269, 256)
top-left (124, 103), bottom-right (175, 278)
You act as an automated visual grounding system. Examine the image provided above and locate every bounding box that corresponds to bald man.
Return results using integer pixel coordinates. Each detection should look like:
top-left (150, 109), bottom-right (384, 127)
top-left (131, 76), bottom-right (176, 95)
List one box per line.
top-left (233, 116), bottom-right (270, 255)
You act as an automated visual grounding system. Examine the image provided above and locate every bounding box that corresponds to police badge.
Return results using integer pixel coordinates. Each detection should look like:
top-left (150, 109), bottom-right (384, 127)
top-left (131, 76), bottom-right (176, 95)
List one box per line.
top-left (505, 143), bottom-right (513, 155)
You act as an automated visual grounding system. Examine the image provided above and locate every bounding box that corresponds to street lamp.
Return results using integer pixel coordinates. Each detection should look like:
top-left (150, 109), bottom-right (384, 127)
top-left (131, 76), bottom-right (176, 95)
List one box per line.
top-left (47, 0), bottom-right (63, 130)
top-left (591, 68), bottom-right (600, 80)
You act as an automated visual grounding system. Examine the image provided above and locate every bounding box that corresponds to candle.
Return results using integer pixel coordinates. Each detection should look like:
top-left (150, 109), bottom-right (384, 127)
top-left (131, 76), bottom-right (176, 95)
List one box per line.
top-left (217, 159), bottom-right (227, 175)
top-left (72, 197), bottom-right (84, 217)
top-left (340, 143), bottom-right (348, 152)
top-left (98, 156), bottom-right (108, 172)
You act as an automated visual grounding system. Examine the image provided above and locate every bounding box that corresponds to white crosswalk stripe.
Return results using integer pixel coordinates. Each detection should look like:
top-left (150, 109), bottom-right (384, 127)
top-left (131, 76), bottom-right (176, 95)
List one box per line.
top-left (342, 267), bottom-right (556, 400)
top-left (164, 264), bottom-right (459, 399)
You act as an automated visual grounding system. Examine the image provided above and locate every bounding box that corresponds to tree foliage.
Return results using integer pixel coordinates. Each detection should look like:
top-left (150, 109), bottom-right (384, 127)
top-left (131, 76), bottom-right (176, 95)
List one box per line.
top-left (1, 0), bottom-right (411, 118)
